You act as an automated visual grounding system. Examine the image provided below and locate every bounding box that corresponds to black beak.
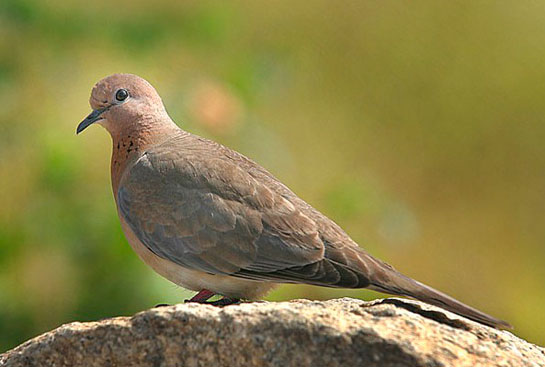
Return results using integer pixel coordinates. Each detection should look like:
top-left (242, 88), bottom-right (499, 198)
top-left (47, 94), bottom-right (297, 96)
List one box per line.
top-left (76, 107), bottom-right (108, 134)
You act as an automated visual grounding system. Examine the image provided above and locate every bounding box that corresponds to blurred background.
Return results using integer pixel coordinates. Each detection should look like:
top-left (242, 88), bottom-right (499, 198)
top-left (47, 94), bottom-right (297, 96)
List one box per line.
top-left (0, 0), bottom-right (544, 350)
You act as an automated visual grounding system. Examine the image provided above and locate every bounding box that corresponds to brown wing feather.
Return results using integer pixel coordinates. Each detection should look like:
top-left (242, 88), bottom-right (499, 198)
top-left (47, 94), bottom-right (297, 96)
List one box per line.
top-left (118, 134), bottom-right (330, 276)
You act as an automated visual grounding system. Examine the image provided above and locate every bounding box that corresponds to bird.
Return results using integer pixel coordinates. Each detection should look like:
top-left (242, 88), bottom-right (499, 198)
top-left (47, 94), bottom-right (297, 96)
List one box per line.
top-left (77, 73), bottom-right (511, 328)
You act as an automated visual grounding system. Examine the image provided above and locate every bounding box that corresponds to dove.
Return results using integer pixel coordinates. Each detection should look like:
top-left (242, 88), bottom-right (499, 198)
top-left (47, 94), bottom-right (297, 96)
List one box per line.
top-left (77, 73), bottom-right (510, 328)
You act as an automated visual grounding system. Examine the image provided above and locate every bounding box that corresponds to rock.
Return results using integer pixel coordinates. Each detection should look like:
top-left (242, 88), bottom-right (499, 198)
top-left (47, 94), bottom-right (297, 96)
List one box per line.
top-left (1, 298), bottom-right (543, 367)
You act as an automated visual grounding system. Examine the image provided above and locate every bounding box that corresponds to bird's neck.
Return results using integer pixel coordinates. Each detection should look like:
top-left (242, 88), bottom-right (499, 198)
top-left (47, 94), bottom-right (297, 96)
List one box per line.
top-left (110, 120), bottom-right (182, 195)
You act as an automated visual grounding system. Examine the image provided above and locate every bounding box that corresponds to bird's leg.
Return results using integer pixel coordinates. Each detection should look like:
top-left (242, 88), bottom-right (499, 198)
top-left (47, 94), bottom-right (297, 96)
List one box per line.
top-left (208, 297), bottom-right (241, 307)
top-left (185, 289), bottom-right (215, 303)
top-left (184, 290), bottom-right (240, 306)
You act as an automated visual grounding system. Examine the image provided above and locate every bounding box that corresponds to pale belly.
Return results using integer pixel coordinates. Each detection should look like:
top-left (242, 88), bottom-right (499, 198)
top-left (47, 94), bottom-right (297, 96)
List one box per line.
top-left (118, 216), bottom-right (277, 299)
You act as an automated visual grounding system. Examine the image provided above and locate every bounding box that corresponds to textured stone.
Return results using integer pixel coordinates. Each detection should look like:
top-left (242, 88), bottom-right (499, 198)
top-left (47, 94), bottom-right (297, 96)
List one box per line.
top-left (1, 298), bottom-right (543, 367)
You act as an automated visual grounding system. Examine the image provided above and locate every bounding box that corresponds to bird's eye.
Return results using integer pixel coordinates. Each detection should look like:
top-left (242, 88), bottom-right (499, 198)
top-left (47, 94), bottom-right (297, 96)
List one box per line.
top-left (115, 89), bottom-right (129, 102)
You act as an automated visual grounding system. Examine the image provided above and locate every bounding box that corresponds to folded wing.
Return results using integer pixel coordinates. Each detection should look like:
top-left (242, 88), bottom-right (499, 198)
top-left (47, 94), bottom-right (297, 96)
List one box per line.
top-left (117, 136), bottom-right (333, 279)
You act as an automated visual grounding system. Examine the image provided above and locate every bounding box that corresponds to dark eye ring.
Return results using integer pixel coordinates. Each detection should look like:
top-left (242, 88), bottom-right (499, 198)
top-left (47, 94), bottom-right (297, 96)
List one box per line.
top-left (115, 89), bottom-right (129, 102)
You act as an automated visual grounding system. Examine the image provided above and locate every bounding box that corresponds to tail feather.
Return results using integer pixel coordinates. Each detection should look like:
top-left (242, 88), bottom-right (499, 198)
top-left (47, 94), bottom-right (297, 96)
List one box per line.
top-left (368, 263), bottom-right (512, 329)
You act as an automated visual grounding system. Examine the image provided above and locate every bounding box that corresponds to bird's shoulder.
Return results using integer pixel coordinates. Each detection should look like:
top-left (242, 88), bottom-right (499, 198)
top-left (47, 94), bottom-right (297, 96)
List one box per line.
top-left (123, 133), bottom-right (290, 205)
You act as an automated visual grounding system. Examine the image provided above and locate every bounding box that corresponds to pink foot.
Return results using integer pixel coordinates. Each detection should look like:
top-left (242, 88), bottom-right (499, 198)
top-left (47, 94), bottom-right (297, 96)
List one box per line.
top-left (185, 289), bottom-right (215, 303)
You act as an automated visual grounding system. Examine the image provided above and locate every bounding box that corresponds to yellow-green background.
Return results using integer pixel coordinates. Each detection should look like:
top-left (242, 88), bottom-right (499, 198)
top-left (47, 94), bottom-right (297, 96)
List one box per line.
top-left (1, 0), bottom-right (544, 350)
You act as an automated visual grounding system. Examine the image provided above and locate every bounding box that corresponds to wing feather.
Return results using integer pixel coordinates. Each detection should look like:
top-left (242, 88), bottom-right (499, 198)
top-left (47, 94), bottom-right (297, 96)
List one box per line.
top-left (118, 141), bottom-right (324, 276)
top-left (118, 134), bottom-right (374, 288)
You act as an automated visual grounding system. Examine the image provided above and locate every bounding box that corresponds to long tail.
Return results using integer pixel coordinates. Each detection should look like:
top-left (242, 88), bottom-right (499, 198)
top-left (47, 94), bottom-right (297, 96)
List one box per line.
top-left (367, 259), bottom-right (512, 329)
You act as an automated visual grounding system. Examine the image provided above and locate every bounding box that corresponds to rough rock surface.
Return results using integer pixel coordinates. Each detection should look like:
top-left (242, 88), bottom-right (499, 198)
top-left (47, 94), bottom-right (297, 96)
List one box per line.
top-left (1, 298), bottom-right (543, 367)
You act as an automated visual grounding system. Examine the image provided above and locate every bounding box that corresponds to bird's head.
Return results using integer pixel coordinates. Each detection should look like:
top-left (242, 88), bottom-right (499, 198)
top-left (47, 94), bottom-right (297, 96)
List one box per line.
top-left (77, 74), bottom-right (168, 136)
